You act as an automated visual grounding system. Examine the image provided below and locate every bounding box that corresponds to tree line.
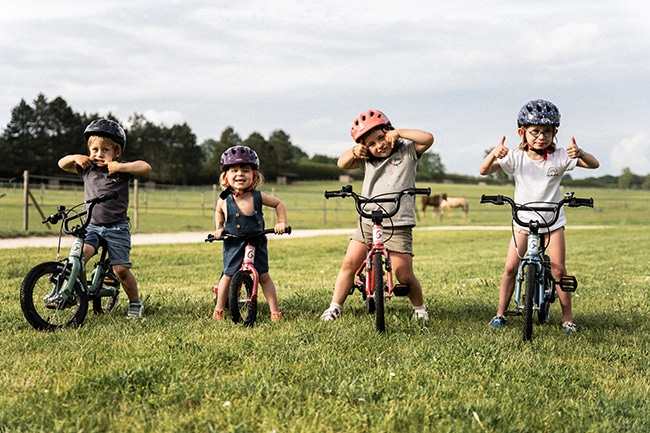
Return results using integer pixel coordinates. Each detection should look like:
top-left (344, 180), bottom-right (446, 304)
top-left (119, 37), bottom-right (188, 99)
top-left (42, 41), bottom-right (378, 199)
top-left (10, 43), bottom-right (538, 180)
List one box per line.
top-left (0, 94), bottom-right (446, 185)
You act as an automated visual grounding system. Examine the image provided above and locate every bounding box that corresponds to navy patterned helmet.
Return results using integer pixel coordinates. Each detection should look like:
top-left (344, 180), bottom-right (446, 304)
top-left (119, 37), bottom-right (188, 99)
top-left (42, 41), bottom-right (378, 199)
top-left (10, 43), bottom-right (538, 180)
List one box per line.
top-left (84, 119), bottom-right (127, 152)
top-left (220, 145), bottom-right (259, 171)
top-left (517, 99), bottom-right (561, 127)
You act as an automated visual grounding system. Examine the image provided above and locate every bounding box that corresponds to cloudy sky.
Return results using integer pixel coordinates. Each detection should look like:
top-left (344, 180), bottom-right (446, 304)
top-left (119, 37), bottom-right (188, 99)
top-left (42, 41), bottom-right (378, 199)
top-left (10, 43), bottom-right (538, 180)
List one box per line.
top-left (2, 0), bottom-right (649, 178)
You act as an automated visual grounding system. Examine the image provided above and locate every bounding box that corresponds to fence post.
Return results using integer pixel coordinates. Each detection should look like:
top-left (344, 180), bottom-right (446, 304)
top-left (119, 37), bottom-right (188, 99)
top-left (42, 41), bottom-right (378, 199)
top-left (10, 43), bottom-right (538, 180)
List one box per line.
top-left (133, 178), bottom-right (139, 229)
top-left (23, 170), bottom-right (29, 231)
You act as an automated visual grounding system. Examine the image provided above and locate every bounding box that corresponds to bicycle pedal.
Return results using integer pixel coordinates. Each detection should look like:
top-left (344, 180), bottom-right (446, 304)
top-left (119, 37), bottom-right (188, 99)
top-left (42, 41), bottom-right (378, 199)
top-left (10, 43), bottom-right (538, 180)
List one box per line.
top-left (392, 284), bottom-right (410, 297)
top-left (559, 275), bottom-right (578, 292)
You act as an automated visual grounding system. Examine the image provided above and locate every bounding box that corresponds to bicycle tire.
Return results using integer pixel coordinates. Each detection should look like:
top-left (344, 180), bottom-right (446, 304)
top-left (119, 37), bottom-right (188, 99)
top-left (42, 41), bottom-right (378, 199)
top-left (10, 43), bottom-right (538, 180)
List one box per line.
top-left (92, 270), bottom-right (120, 314)
top-left (538, 275), bottom-right (553, 325)
top-left (229, 271), bottom-right (256, 327)
top-left (373, 254), bottom-right (385, 333)
top-left (20, 262), bottom-right (89, 331)
top-left (523, 264), bottom-right (536, 341)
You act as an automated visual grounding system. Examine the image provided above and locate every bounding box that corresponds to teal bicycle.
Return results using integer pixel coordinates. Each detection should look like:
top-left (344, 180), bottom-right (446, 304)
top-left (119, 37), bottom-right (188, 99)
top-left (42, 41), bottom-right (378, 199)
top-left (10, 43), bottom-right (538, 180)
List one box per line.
top-left (480, 192), bottom-right (593, 341)
top-left (20, 193), bottom-right (122, 331)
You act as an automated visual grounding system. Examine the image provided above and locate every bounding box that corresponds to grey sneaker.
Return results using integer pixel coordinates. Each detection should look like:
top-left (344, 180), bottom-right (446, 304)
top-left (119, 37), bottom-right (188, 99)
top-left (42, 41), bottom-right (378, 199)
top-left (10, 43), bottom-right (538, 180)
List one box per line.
top-left (127, 301), bottom-right (144, 319)
top-left (320, 307), bottom-right (341, 321)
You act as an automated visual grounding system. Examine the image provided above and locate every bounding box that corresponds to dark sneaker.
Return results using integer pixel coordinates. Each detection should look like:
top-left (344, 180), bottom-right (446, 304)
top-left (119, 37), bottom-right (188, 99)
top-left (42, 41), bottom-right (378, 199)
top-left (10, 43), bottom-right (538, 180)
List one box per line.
top-left (489, 314), bottom-right (507, 328)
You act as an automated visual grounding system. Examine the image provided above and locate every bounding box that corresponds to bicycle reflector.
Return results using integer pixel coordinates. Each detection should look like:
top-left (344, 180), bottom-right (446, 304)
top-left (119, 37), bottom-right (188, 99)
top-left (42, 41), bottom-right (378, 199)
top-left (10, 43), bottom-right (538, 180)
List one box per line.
top-left (559, 275), bottom-right (578, 292)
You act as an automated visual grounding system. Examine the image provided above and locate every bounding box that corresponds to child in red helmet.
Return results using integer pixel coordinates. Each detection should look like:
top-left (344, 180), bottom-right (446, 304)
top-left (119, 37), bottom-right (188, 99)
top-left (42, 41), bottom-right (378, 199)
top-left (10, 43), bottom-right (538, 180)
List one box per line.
top-left (479, 99), bottom-right (600, 334)
top-left (320, 110), bottom-right (434, 322)
top-left (212, 145), bottom-right (288, 323)
top-left (58, 119), bottom-right (152, 319)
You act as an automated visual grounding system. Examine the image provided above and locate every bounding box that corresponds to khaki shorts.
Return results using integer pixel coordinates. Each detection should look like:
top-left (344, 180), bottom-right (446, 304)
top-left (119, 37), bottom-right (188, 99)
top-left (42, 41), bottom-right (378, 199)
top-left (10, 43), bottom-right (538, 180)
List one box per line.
top-left (351, 224), bottom-right (414, 256)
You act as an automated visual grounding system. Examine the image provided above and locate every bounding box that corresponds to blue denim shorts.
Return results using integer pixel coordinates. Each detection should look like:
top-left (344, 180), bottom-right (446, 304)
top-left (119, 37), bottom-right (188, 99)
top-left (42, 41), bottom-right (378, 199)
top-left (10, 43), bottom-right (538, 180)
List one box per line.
top-left (85, 222), bottom-right (132, 267)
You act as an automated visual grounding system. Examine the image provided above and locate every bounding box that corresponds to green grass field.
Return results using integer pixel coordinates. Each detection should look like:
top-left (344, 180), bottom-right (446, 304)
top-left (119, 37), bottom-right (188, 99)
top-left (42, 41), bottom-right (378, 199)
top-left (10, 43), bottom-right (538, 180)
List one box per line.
top-left (1, 182), bottom-right (649, 432)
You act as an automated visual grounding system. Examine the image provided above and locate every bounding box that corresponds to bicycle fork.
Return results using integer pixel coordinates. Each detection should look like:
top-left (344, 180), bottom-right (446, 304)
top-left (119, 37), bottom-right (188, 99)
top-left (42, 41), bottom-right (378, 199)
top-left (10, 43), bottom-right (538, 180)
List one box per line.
top-left (45, 237), bottom-right (87, 305)
top-left (242, 244), bottom-right (260, 303)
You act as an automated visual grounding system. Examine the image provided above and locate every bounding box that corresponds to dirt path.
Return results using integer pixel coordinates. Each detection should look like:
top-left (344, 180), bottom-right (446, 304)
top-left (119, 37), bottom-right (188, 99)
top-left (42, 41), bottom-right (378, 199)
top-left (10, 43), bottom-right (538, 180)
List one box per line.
top-left (1, 225), bottom-right (607, 249)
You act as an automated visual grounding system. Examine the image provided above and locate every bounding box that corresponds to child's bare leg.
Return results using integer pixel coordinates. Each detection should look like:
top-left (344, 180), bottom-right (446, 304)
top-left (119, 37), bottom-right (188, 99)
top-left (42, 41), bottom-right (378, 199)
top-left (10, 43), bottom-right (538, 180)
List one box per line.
top-left (258, 272), bottom-right (279, 313)
top-left (213, 275), bottom-right (231, 320)
top-left (391, 252), bottom-right (424, 306)
top-left (113, 265), bottom-right (140, 303)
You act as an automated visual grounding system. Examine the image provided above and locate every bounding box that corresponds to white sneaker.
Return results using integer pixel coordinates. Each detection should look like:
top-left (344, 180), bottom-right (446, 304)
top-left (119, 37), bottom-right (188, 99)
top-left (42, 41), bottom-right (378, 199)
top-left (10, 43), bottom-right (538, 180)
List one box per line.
top-left (320, 307), bottom-right (341, 321)
top-left (412, 307), bottom-right (429, 321)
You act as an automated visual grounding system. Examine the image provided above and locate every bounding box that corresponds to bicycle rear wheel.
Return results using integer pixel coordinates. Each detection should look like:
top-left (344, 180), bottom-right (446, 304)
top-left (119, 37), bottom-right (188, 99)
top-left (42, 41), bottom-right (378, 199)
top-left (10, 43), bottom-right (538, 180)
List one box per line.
top-left (92, 270), bottom-right (120, 314)
top-left (20, 262), bottom-right (89, 331)
top-left (229, 271), bottom-right (257, 327)
top-left (373, 254), bottom-right (385, 333)
top-left (523, 264), bottom-right (536, 341)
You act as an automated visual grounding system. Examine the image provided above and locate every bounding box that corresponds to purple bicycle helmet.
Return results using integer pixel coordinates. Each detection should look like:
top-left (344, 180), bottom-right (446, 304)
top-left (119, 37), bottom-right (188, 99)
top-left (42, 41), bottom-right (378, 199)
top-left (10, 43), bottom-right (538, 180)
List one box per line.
top-left (84, 119), bottom-right (127, 152)
top-left (220, 145), bottom-right (259, 171)
top-left (517, 99), bottom-right (561, 127)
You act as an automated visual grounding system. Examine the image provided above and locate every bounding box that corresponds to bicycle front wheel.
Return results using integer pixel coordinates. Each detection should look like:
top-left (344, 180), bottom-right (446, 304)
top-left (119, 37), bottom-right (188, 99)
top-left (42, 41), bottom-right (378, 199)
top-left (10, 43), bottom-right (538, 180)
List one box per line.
top-left (373, 254), bottom-right (385, 333)
top-left (229, 271), bottom-right (257, 327)
top-left (20, 262), bottom-right (89, 331)
top-left (523, 264), bottom-right (537, 341)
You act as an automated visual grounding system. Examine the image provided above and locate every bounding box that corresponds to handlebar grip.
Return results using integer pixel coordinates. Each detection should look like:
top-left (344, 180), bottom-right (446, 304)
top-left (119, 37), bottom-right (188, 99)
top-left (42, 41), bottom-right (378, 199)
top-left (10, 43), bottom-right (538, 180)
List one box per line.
top-left (480, 194), bottom-right (504, 205)
top-left (411, 187), bottom-right (431, 196)
top-left (569, 197), bottom-right (594, 208)
top-left (87, 192), bottom-right (118, 204)
top-left (324, 191), bottom-right (343, 199)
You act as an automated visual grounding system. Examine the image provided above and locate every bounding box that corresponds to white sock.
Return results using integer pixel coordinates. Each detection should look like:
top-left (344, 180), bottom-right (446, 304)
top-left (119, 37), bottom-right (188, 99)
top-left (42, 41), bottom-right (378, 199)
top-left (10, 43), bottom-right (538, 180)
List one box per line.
top-left (330, 302), bottom-right (342, 310)
top-left (413, 304), bottom-right (427, 312)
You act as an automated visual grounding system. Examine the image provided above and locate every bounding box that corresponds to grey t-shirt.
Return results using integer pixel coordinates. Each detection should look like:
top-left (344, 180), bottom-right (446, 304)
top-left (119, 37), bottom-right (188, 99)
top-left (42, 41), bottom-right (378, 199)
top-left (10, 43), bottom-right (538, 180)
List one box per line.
top-left (357, 139), bottom-right (419, 227)
top-left (78, 164), bottom-right (133, 225)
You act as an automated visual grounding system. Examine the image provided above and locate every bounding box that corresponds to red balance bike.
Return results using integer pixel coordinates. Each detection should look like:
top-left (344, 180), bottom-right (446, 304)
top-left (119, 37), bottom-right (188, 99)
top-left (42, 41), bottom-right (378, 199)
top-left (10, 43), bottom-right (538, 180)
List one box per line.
top-left (324, 185), bottom-right (430, 333)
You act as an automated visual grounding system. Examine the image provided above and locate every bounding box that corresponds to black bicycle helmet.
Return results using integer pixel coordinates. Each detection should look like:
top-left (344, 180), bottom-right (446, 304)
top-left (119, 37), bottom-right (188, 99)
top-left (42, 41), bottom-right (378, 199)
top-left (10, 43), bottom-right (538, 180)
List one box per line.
top-left (84, 119), bottom-right (127, 152)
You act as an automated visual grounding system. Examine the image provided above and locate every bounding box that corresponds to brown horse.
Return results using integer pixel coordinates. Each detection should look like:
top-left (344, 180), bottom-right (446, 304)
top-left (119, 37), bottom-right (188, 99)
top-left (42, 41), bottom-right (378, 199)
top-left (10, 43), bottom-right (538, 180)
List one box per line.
top-left (440, 196), bottom-right (469, 220)
top-left (420, 193), bottom-right (447, 219)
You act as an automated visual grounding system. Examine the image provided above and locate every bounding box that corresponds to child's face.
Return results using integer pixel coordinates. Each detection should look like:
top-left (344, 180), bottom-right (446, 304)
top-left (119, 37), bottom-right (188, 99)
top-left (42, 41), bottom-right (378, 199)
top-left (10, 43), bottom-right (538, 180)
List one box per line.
top-left (226, 164), bottom-right (255, 192)
top-left (519, 125), bottom-right (556, 149)
top-left (362, 129), bottom-right (392, 158)
top-left (88, 139), bottom-right (120, 166)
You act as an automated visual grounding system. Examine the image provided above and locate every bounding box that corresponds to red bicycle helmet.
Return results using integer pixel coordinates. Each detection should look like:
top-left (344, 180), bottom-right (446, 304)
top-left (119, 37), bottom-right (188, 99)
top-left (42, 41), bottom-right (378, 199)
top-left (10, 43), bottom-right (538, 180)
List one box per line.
top-left (84, 119), bottom-right (127, 152)
top-left (220, 145), bottom-right (259, 171)
top-left (350, 109), bottom-right (391, 142)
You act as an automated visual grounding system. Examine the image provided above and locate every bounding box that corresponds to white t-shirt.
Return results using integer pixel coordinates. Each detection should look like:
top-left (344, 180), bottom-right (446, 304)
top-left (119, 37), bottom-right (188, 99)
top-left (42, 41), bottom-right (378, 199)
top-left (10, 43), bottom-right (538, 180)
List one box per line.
top-left (498, 147), bottom-right (578, 232)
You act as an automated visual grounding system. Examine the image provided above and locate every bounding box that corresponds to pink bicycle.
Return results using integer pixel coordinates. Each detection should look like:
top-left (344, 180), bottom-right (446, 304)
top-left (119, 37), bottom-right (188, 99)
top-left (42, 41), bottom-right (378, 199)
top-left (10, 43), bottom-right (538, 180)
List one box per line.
top-left (206, 227), bottom-right (291, 327)
top-left (324, 185), bottom-right (430, 333)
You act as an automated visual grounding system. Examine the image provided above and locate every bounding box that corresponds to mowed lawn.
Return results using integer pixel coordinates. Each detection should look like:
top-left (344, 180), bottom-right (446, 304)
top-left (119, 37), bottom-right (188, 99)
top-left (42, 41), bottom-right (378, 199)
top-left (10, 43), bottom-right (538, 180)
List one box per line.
top-left (1, 182), bottom-right (649, 432)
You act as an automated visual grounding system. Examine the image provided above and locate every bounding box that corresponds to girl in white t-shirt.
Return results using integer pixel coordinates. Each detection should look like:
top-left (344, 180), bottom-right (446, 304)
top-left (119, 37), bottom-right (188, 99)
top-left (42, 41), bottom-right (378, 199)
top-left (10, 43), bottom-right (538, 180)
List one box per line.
top-left (479, 99), bottom-right (600, 334)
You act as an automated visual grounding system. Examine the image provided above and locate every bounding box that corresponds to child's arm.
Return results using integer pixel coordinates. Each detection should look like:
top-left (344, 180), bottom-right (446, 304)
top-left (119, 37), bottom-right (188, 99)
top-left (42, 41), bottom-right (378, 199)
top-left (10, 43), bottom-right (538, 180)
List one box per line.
top-left (386, 129), bottom-right (434, 157)
top-left (58, 154), bottom-right (92, 173)
top-left (261, 193), bottom-right (288, 234)
top-left (480, 136), bottom-right (509, 175)
top-left (107, 160), bottom-right (152, 177)
top-left (338, 145), bottom-right (364, 170)
top-left (214, 199), bottom-right (226, 238)
top-left (566, 137), bottom-right (600, 169)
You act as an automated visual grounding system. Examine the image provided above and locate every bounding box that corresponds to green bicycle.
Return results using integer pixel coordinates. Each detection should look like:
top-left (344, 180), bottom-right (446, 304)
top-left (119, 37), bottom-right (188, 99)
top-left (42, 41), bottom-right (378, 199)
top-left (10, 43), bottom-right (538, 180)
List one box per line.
top-left (20, 192), bottom-right (122, 331)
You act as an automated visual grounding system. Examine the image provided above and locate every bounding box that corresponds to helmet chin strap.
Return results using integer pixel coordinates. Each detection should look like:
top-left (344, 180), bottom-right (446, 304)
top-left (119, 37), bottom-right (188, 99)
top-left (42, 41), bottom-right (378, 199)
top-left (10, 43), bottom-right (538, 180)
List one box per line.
top-left (528, 144), bottom-right (550, 161)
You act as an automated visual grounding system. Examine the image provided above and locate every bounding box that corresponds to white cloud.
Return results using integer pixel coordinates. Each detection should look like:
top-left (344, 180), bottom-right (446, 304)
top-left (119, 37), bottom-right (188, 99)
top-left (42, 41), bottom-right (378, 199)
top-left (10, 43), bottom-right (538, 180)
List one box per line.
top-left (610, 133), bottom-right (650, 175)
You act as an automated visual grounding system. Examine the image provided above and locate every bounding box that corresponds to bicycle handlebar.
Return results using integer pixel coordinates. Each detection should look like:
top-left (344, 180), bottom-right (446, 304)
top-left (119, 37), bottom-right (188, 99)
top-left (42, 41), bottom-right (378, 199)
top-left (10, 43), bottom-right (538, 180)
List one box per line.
top-left (205, 226), bottom-right (292, 242)
top-left (42, 192), bottom-right (119, 235)
top-left (480, 192), bottom-right (593, 229)
top-left (324, 185), bottom-right (431, 221)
